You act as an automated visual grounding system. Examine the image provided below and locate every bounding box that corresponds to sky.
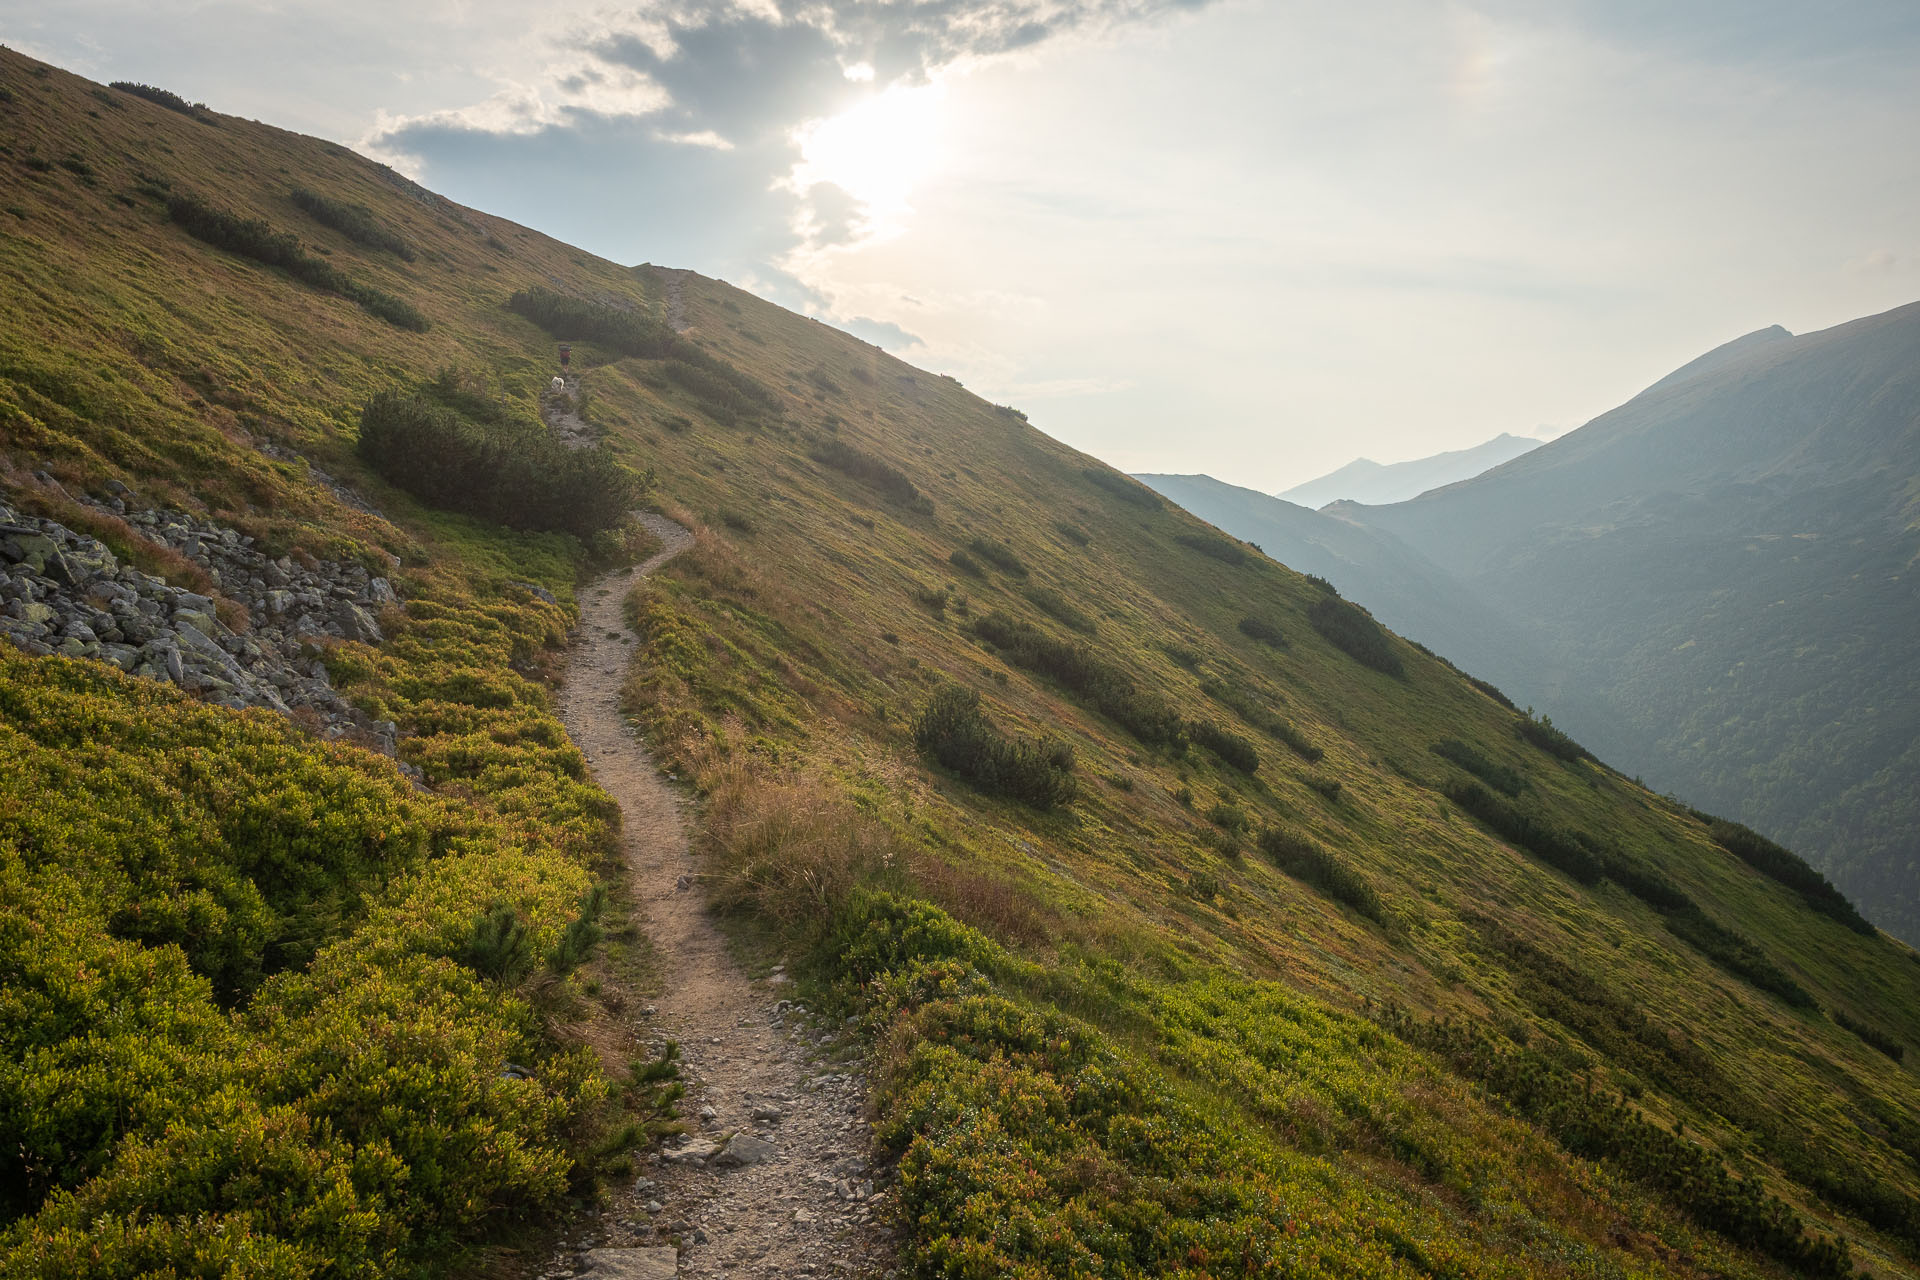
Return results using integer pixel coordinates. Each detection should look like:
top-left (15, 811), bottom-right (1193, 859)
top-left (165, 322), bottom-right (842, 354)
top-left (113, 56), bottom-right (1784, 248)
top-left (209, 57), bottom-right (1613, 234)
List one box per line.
top-left (8, 1), bottom-right (1919, 491)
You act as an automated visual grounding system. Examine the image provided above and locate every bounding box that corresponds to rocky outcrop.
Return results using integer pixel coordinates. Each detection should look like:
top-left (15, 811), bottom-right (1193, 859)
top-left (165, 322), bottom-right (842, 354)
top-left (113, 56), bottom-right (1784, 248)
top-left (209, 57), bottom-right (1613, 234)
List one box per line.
top-left (0, 494), bottom-right (400, 754)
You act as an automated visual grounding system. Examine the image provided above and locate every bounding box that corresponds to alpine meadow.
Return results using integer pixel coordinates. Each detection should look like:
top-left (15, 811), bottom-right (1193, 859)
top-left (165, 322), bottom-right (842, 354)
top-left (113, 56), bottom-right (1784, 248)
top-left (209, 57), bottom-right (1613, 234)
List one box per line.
top-left (3, 46), bottom-right (1920, 1280)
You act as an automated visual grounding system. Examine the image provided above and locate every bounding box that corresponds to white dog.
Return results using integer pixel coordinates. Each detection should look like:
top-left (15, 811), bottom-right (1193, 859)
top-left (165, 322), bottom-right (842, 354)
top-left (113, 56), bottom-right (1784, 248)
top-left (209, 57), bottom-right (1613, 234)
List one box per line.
top-left (550, 376), bottom-right (566, 392)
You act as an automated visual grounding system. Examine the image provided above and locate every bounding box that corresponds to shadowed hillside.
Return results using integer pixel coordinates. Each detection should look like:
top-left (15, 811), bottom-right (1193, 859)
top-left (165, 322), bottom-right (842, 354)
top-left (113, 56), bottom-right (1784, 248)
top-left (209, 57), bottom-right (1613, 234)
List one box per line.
top-left (1336, 307), bottom-right (1920, 942)
top-left (5, 48), bottom-right (1920, 1280)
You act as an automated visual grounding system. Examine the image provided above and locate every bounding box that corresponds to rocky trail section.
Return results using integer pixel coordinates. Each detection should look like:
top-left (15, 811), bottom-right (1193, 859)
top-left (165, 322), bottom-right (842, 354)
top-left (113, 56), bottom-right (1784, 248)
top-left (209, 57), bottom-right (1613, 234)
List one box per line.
top-left (552, 513), bottom-right (894, 1280)
top-left (543, 375), bottom-right (597, 449)
top-left (0, 489), bottom-right (401, 751)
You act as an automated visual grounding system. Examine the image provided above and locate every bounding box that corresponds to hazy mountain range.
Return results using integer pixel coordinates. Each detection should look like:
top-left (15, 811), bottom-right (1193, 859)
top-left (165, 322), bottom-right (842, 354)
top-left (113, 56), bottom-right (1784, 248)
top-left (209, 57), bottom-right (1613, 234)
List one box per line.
top-left (1274, 432), bottom-right (1542, 509)
top-left (1143, 306), bottom-right (1920, 941)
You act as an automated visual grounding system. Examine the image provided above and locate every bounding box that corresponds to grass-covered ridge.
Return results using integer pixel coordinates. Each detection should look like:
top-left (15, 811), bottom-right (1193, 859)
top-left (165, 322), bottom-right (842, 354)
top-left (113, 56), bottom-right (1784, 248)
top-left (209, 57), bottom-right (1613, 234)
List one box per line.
top-left (3, 45), bottom-right (1920, 1280)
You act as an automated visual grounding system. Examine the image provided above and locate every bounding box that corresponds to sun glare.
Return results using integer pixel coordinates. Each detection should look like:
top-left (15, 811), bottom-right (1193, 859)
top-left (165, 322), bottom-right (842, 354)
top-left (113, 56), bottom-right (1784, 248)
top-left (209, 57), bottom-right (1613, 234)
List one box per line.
top-left (790, 80), bottom-right (946, 236)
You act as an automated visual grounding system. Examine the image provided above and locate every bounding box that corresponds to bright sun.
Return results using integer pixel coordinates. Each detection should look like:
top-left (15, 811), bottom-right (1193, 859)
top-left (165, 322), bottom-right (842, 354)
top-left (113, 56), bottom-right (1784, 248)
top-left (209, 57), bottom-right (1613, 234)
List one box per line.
top-left (790, 80), bottom-right (946, 238)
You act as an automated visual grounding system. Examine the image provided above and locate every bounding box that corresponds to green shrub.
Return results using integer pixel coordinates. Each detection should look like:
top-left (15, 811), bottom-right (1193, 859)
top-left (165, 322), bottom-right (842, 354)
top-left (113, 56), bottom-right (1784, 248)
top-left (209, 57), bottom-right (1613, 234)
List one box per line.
top-left (357, 389), bottom-right (642, 538)
top-left (1304, 573), bottom-right (1338, 594)
top-left (1705, 818), bottom-right (1872, 934)
top-left (1443, 783), bottom-right (1814, 1007)
top-left (1835, 1010), bottom-right (1904, 1061)
top-left (1188, 719), bottom-right (1259, 773)
top-left (655, 348), bottom-right (781, 424)
top-left (1080, 466), bottom-right (1160, 508)
top-left (111, 81), bottom-right (212, 121)
top-left (1237, 614), bottom-right (1285, 647)
top-left (1467, 674), bottom-right (1517, 710)
top-left (290, 187), bottom-right (415, 259)
top-left (912, 686), bottom-right (1076, 809)
top-left (1198, 678), bottom-right (1323, 762)
top-left (966, 536), bottom-right (1028, 577)
top-left (1389, 1009), bottom-right (1854, 1277)
top-left (506, 286), bottom-right (674, 357)
top-left (166, 192), bottom-right (427, 330)
top-left (811, 440), bottom-right (925, 508)
top-left (1442, 779), bottom-right (1604, 884)
top-left (1022, 584), bottom-right (1095, 634)
top-left (1515, 710), bottom-right (1593, 763)
top-left (1307, 595), bottom-right (1404, 677)
top-left (947, 547), bottom-right (984, 577)
top-left (1430, 738), bottom-right (1525, 795)
top-left (1175, 531), bottom-right (1249, 565)
top-left (971, 612), bottom-right (1184, 747)
top-left (1053, 520), bottom-right (1091, 546)
top-left (1257, 828), bottom-right (1385, 924)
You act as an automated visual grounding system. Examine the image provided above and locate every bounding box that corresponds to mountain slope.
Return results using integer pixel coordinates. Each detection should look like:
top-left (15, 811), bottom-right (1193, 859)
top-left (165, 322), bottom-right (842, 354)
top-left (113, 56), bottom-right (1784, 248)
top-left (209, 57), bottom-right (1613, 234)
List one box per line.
top-left (4, 49), bottom-right (1920, 1280)
top-left (1270, 432), bottom-right (1542, 508)
top-left (1133, 472), bottom-right (1540, 680)
top-left (1333, 305), bottom-right (1920, 940)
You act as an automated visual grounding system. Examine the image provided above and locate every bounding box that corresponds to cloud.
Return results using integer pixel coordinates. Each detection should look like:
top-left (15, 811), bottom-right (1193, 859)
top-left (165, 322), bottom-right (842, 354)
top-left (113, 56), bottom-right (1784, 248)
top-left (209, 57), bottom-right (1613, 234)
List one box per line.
top-left (839, 315), bottom-right (925, 349)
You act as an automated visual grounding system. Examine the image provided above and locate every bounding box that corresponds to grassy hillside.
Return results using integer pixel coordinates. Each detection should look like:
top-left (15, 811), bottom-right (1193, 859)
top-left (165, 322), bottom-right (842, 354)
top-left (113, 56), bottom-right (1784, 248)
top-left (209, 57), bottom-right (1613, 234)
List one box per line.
top-left (4, 47), bottom-right (1920, 1279)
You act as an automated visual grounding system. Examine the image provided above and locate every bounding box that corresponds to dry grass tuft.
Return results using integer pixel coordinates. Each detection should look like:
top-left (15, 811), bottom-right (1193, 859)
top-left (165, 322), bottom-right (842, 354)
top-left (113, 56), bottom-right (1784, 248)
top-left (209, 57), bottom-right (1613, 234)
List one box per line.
top-left (700, 761), bottom-right (897, 929)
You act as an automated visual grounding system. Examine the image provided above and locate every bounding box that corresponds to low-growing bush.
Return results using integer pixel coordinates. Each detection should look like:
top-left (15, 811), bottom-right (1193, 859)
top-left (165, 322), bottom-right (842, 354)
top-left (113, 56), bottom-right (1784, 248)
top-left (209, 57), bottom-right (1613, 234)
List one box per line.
top-left (1444, 782), bottom-right (1814, 1006)
top-left (357, 389), bottom-right (642, 538)
top-left (1188, 719), bottom-right (1259, 773)
top-left (290, 186), bottom-right (415, 259)
top-left (1443, 779), bottom-right (1604, 884)
top-left (1175, 530), bottom-right (1249, 565)
top-left (1467, 673), bottom-right (1516, 710)
top-left (1389, 1009), bottom-right (1854, 1277)
top-left (166, 192), bottom-right (427, 330)
top-left (1198, 678), bottom-right (1323, 762)
top-left (811, 440), bottom-right (925, 508)
top-left (911, 685), bottom-right (1076, 809)
top-left (1022, 584), bottom-right (1095, 634)
top-left (111, 81), bottom-right (212, 121)
top-left (966, 536), bottom-right (1028, 578)
top-left (1515, 710), bottom-right (1594, 763)
top-left (972, 611), bottom-right (1184, 747)
top-left (1307, 595), bottom-right (1404, 677)
top-left (656, 348), bottom-right (781, 424)
top-left (1053, 520), bottom-right (1091, 546)
top-left (1835, 1010), bottom-right (1905, 1062)
top-left (1705, 818), bottom-right (1872, 934)
top-left (1431, 738), bottom-right (1525, 795)
top-left (947, 547), bottom-right (984, 577)
top-left (1080, 466), bottom-right (1161, 508)
top-left (507, 286), bottom-right (675, 357)
top-left (1258, 827), bottom-right (1385, 924)
top-left (1238, 614), bottom-right (1286, 647)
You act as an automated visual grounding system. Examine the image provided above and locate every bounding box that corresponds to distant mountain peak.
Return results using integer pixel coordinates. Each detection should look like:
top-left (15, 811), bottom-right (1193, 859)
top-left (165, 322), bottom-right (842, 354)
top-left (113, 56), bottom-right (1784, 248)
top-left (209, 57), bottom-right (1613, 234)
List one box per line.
top-left (1637, 324), bottom-right (1795, 399)
top-left (1273, 433), bottom-right (1542, 509)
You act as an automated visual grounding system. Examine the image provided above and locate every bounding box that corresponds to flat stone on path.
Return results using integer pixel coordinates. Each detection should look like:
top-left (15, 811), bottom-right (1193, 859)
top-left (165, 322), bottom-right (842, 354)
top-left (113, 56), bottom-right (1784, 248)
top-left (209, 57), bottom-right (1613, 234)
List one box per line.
top-left (580, 1246), bottom-right (678, 1279)
top-left (713, 1133), bottom-right (776, 1167)
top-left (660, 1139), bottom-right (722, 1164)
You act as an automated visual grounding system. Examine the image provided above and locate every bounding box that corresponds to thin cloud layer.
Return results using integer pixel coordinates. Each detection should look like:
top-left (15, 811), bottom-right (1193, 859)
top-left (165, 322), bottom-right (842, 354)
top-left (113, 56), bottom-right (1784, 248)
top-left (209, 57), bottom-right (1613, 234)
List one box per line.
top-left (365, 0), bottom-right (1212, 300)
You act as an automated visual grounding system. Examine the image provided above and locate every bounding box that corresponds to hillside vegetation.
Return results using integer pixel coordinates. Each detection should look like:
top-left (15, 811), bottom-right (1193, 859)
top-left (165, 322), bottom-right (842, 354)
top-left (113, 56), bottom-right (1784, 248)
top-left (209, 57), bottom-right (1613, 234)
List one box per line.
top-left (1148, 313), bottom-right (1920, 946)
top-left (4, 49), bottom-right (1920, 1280)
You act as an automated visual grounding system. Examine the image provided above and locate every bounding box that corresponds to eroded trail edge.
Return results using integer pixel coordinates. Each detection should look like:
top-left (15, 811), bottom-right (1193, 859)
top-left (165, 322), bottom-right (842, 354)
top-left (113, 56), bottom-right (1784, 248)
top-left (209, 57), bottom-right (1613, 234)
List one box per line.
top-left (552, 513), bottom-right (891, 1280)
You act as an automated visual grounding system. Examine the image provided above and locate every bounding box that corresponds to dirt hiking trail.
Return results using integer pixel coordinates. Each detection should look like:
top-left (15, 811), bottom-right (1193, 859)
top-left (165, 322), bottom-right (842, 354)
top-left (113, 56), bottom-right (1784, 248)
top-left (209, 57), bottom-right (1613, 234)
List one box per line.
top-left (548, 513), bottom-right (894, 1280)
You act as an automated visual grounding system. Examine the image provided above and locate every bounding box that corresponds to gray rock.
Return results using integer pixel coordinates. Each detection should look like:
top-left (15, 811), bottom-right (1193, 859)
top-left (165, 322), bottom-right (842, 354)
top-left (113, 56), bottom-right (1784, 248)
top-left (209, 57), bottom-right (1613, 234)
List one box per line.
top-left (336, 601), bottom-right (383, 643)
top-left (713, 1134), bottom-right (776, 1167)
top-left (661, 1139), bottom-right (722, 1165)
top-left (578, 1247), bottom-right (679, 1280)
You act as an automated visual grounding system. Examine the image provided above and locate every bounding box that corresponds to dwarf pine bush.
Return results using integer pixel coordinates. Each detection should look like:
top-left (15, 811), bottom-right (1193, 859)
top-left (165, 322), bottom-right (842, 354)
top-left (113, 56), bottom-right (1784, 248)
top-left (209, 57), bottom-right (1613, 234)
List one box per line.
top-left (357, 390), bottom-right (642, 538)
